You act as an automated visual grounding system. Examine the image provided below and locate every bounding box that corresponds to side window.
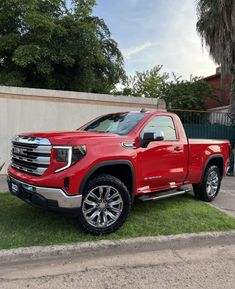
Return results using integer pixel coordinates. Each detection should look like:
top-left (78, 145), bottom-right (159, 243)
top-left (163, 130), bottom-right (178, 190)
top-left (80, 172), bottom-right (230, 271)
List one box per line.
top-left (141, 116), bottom-right (177, 141)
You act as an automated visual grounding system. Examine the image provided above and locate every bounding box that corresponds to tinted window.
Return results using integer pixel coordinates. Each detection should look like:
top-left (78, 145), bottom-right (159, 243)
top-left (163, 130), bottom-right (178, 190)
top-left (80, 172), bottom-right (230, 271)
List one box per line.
top-left (141, 116), bottom-right (177, 140)
top-left (81, 113), bottom-right (146, 135)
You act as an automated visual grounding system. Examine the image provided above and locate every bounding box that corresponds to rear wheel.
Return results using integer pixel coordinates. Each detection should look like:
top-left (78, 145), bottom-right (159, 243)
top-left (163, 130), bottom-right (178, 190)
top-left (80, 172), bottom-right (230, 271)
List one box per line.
top-left (193, 165), bottom-right (221, 202)
top-left (76, 174), bottom-right (131, 234)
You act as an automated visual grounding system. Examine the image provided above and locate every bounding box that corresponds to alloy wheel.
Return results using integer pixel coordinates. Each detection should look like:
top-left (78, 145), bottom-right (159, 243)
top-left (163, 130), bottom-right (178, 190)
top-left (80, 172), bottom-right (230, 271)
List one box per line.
top-left (82, 185), bottom-right (124, 228)
top-left (206, 170), bottom-right (219, 198)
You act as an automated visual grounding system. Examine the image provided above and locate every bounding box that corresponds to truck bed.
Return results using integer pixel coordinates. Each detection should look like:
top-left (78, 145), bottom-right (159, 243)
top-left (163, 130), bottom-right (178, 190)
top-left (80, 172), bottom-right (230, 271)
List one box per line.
top-left (187, 138), bottom-right (230, 184)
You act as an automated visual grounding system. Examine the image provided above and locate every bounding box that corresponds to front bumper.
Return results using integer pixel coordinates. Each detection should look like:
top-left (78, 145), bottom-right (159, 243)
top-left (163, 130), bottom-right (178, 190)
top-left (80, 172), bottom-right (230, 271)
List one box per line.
top-left (8, 175), bottom-right (82, 211)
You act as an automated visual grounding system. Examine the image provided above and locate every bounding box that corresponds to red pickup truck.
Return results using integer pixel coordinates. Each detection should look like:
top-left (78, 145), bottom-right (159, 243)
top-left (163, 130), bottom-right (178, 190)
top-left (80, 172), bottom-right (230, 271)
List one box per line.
top-left (8, 111), bottom-right (230, 234)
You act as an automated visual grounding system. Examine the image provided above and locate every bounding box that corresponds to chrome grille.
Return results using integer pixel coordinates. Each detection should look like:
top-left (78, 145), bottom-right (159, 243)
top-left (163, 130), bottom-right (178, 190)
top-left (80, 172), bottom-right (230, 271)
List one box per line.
top-left (11, 136), bottom-right (51, 176)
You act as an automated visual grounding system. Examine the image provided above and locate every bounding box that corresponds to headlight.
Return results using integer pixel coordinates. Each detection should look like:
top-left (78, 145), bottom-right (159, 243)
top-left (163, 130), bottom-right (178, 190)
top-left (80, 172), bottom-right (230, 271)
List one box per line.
top-left (53, 145), bottom-right (86, 173)
top-left (56, 148), bottom-right (69, 163)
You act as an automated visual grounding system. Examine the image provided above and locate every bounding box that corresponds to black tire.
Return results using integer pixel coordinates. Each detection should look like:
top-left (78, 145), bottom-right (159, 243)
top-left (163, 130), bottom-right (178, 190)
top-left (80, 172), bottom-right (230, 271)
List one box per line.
top-left (193, 165), bottom-right (221, 202)
top-left (76, 174), bottom-right (131, 235)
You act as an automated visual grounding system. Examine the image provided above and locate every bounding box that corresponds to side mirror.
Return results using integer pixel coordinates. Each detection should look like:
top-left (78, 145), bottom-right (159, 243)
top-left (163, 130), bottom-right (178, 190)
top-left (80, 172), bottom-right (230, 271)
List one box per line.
top-left (141, 130), bottom-right (164, 148)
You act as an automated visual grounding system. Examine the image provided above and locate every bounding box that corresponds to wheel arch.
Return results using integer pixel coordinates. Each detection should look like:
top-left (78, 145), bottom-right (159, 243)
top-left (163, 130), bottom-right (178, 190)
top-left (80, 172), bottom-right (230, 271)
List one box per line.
top-left (201, 154), bottom-right (224, 182)
top-left (79, 160), bottom-right (135, 197)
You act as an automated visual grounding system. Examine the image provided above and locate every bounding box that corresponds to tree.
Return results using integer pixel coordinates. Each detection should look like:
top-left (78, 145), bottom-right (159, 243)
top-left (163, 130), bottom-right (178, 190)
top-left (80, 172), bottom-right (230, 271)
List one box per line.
top-left (116, 65), bottom-right (168, 98)
top-left (161, 75), bottom-right (215, 110)
top-left (115, 65), bottom-right (215, 110)
top-left (0, 0), bottom-right (125, 93)
top-left (196, 0), bottom-right (235, 113)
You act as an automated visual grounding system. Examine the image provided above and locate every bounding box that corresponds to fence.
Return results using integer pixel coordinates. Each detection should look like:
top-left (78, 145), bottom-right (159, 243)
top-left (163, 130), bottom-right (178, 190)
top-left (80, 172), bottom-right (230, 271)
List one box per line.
top-left (171, 109), bottom-right (235, 144)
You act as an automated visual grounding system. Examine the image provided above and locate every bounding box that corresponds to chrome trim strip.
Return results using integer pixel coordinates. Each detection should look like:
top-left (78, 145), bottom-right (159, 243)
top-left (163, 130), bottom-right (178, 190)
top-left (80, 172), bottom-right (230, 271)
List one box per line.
top-left (11, 163), bottom-right (46, 175)
top-left (138, 189), bottom-right (191, 202)
top-left (13, 136), bottom-right (51, 146)
top-left (9, 176), bottom-right (82, 209)
top-left (122, 142), bottom-right (136, 149)
top-left (12, 144), bottom-right (52, 153)
top-left (11, 154), bottom-right (50, 165)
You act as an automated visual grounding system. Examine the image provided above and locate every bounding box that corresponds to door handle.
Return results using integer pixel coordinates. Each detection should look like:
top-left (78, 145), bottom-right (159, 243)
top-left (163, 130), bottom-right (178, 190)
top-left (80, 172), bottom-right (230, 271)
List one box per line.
top-left (174, 146), bottom-right (182, 151)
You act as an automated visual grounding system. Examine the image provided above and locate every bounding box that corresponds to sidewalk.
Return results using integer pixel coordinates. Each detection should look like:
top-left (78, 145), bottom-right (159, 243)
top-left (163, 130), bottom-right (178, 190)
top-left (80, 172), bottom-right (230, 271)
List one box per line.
top-left (0, 175), bottom-right (7, 193)
top-left (1, 174), bottom-right (235, 217)
top-left (1, 231), bottom-right (235, 289)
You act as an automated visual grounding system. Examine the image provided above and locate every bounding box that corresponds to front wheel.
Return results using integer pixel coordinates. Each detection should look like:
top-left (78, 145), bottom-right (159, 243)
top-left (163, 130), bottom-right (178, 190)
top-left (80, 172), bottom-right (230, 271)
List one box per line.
top-left (193, 165), bottom-right (221, 202)
top-left (76, 174), bottom-right (131, 235)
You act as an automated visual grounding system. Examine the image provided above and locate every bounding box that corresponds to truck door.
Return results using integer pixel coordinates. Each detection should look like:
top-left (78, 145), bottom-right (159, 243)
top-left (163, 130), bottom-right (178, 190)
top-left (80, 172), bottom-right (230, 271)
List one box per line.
top-left (139, 115), bottom-right (188, 192)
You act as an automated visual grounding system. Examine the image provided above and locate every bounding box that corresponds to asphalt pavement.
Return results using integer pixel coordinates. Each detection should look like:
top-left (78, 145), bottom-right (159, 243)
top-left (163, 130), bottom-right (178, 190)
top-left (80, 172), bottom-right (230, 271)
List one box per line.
top-left (0, 241), bottom-right (235, 289)
top-left (211, 176), bottom-right (235, 217)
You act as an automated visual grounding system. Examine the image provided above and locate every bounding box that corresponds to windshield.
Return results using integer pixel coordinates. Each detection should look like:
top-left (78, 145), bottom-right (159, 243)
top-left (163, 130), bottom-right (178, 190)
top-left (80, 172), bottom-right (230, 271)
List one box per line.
top-left (81, 113), bottom-right (146, 135)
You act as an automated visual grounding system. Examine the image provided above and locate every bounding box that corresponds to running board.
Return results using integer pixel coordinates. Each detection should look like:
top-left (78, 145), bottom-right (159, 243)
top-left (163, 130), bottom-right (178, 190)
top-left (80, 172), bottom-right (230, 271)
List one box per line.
top-left (138, 188), bottom-right (191, 202)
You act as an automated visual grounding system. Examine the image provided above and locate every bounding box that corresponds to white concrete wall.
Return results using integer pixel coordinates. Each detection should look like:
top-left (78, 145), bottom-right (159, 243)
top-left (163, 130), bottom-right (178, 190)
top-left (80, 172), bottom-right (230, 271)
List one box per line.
top-left (0, 86), bottom-right (165, 174)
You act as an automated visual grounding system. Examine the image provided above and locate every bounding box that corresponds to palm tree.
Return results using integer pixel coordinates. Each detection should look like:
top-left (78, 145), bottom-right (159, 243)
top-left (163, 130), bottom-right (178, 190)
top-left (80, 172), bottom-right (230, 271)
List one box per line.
top-left (196, 0), bottom-right (235, 113)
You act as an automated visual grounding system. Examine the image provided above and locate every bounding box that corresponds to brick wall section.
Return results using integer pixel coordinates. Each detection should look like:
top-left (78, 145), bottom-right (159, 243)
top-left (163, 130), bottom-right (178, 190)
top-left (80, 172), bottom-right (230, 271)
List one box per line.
top-left (203, 73), bottom-right (232, 109)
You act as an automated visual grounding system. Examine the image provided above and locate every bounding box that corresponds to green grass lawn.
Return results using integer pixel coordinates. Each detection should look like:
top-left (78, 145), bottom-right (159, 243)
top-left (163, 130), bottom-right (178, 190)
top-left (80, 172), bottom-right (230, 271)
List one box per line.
top-left (0, 192), bottom-right (235, 249)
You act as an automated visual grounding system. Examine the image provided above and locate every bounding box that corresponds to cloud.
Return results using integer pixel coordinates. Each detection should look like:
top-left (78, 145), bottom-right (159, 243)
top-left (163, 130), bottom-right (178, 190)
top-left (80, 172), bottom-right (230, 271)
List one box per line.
top-left (122, 42), bottom-right (153, 60)
top-left (157, 1), bottom-right (216, 79)
top-left (122, 0), bottom-right (216, 79)
top-left (94, 0), bottom-right (216, 79)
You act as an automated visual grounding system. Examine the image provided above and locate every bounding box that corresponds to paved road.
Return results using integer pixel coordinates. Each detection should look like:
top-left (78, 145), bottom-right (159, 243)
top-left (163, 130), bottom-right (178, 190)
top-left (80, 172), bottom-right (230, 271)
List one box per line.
top-left (212, 176), bottom-right (235, 217)
top-left (0, 243), bottom-right (235, 289)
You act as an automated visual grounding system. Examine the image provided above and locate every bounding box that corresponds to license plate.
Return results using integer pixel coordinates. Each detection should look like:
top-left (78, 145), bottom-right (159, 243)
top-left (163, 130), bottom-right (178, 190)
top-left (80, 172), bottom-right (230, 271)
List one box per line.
top-left (11, 183), bottom-right (19, 194)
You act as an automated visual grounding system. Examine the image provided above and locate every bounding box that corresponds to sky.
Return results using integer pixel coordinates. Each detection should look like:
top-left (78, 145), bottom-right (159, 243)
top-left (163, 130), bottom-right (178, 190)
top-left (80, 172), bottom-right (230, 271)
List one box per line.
top-left (93, 0), bottom-right (217, 80)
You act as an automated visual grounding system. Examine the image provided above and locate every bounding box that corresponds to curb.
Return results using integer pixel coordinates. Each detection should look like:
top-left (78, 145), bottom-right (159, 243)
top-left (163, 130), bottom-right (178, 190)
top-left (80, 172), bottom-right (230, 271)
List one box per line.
top-left (1, 230), bottom-right (235, 265)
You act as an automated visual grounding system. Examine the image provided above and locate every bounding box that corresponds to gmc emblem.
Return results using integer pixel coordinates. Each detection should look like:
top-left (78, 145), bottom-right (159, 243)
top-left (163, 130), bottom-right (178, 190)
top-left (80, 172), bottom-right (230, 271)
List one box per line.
top-left (13, 147), bottom-right (27, 155)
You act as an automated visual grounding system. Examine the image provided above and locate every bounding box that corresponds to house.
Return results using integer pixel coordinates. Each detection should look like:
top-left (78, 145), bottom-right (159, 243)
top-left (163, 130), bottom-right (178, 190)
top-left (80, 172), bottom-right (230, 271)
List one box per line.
top-left (203, 67), bottom-right (232, 109)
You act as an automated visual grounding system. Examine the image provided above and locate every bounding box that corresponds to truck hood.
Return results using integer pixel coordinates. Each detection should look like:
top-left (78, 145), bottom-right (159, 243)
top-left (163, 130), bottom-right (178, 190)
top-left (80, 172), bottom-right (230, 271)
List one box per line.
top-left (20, 130), bottom-right (119, 145)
